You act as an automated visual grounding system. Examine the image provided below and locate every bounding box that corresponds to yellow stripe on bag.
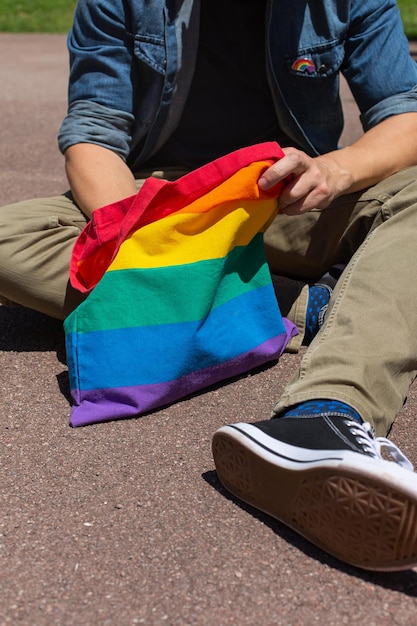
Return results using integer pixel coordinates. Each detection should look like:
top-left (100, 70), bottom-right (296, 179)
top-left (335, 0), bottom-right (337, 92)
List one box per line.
top-left (109, 198), bottom-right (277, 271)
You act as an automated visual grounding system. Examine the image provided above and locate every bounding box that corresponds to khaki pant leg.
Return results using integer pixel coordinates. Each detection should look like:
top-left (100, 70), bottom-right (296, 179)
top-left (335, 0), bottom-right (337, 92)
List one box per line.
top-left (0, 168), bottom-right (189, 319)
top-left (271, 166), bottom-right (417, 437)
top-left (0, 194), bottom-right (87, 319)
top-left (265, 187), bottom-right (382, 351)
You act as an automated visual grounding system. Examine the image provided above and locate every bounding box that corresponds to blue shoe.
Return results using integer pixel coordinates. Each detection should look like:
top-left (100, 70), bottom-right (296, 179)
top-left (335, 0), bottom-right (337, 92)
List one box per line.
top-left (212, 415), bottom-right (417, 571)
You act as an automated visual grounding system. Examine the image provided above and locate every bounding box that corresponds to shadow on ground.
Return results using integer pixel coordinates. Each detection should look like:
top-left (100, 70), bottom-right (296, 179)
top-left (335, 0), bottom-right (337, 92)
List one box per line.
top-left (203, 469), bottom-right (417, 597)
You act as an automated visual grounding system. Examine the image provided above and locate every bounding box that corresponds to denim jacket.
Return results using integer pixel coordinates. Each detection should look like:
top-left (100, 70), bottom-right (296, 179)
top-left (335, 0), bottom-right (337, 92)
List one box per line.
top-left (58, 0), bottom-right (417, 168)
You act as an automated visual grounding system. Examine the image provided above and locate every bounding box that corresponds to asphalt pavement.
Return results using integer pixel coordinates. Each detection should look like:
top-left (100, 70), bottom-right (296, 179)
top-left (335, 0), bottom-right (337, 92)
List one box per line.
top-left (1, 34), bottom-right (417, 626)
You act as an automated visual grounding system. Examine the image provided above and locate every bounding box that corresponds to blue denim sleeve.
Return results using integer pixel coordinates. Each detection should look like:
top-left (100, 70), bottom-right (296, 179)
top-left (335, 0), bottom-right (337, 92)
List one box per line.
top-left (58, 100), bottom-right (135, 159)
top-left (362, 87), bottom-right (417, 132)
top-left (344, 0), bottom-right (417, 129)
top-left (58, 0), bottom-right (138, 158)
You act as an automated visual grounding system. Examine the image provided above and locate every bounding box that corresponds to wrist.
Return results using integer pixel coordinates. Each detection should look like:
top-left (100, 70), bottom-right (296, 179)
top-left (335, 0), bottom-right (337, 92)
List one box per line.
top-left (316, 152), bottom-right (355, 199)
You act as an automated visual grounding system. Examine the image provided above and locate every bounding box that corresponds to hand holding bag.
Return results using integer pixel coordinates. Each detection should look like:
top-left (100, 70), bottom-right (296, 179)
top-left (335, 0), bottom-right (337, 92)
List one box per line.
top-left (64, 142), bottom-right (298, 427)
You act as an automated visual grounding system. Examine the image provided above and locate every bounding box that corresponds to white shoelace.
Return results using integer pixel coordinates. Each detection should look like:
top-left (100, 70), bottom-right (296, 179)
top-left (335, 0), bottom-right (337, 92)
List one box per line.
top-left (349, 420), bottom-right (414, 472)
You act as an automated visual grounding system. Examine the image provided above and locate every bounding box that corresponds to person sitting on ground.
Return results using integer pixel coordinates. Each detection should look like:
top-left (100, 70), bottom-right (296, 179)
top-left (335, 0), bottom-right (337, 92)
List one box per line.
top-left (1, 0), bottom-right (417, 571)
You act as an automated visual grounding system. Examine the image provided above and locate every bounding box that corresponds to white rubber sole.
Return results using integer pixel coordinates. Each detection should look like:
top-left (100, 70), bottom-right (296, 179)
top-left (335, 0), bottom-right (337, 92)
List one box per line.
top-left (212, 423), bottom-right (417, 571)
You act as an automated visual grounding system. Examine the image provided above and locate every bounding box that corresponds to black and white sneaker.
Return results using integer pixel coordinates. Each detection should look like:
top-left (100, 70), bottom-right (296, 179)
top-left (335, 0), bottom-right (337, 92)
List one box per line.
top-left (212, 415), bottom-right (417, 571)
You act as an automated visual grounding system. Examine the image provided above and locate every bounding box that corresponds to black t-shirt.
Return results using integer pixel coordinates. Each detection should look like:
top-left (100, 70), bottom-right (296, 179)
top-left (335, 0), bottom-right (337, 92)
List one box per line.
top-left (148, 0), bottom-right (288, 169)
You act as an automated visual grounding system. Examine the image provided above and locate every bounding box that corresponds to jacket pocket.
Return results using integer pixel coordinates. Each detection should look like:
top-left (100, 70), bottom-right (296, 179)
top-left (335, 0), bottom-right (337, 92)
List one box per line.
top-left (283, 39), bottom-right (345, 125)
top-left (133, 34), bottom-right (166, 75)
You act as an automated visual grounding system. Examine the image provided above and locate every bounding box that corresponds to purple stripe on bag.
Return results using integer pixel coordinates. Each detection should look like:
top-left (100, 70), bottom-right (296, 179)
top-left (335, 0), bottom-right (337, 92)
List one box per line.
top-left (69, 322), bottom-right (297, 427)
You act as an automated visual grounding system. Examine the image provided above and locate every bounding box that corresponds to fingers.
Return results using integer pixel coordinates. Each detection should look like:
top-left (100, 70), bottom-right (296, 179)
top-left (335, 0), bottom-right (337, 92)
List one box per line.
top-left (280, 171), bottom-right (332, 215)
top-left (258, 148), bottom-right (306, 190)
top-left (258, 148), bottom-right (333, 215)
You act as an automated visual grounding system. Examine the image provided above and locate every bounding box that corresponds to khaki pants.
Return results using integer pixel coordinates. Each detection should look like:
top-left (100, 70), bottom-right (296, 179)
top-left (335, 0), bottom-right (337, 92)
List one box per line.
top-left (1, 166), bottom-right (417, 435)
top-left (265, 166), bottom-right (417, 436)
top-left (0, 168), bottom-right (188, 318)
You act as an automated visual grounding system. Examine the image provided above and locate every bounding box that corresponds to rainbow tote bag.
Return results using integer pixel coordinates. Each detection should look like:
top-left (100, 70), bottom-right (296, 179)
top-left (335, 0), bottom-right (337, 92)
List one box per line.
top-left (64, 142), bottom-right (298, 427)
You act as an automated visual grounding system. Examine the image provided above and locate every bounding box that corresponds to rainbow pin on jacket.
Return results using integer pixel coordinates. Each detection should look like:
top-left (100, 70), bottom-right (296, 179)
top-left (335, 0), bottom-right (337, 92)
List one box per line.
top-left (291, 57), bottom-right (316, 75)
